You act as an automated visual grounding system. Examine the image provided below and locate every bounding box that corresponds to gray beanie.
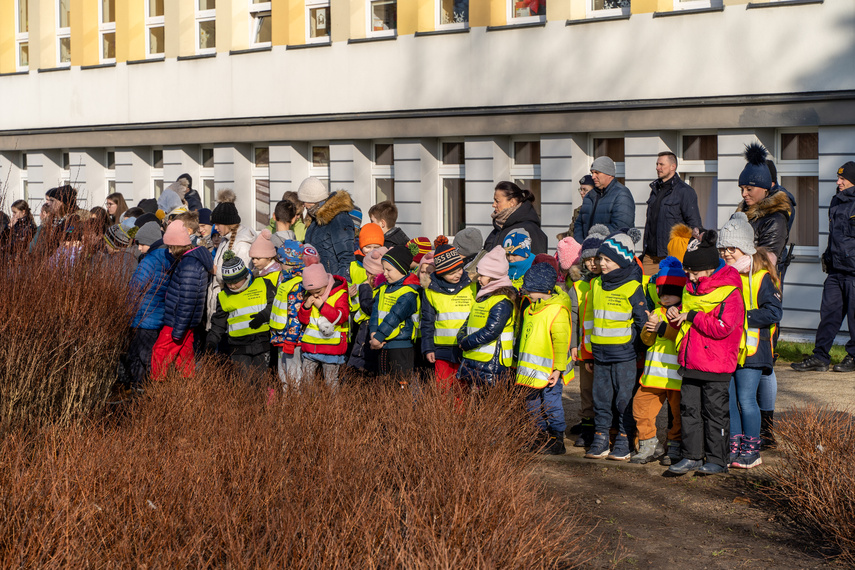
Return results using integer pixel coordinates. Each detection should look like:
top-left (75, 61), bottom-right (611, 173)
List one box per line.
top-left (453, 227), bottom-right (484, 258)
top-left (717, 212), bottom-right (756, 255)
top-left (297, 176), bottom-right (329, 203)
top-left (135, 221), bottom-right (163, 246)
top-left (580, 223), bottom-right (610, 260)
top-left (591, 156), bottom-right (616, 178)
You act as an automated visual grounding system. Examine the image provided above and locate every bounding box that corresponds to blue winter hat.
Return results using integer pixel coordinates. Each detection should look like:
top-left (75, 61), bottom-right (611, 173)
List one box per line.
top-left (349, 206), bottom-right (363, 227)
top-left (276, 240), bottom-right (304, 266)
top-left (655, 256), bottom-right (687, 288)
top-left (197, 208), bottom-right (212, 226)
top-left (598, 233), bottom-right (635, 268)
top-left (738, 143), bottom-right (772, 191)
top-left (523, 262), bottom-right (558, 295)
top-left (503, 229), bottom-right (532, 259)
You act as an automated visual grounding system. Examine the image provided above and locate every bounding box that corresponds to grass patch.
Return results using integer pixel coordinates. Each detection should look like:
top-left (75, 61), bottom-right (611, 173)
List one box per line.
top-left (776, 341), bottom-right (847, 364)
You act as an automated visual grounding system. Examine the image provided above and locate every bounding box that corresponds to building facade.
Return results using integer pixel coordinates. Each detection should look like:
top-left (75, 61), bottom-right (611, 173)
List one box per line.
top-left (0, 0), bottom-right (853, 333)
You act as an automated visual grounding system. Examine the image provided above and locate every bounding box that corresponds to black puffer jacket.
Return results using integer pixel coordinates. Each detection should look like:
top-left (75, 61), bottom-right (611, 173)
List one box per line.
top-left (304, 190), bottom-right (356, 280)
top-left (823, 185), bottom-right (855, 276)
top-left (643, 175), bottom-right (702, 257)
top-left (737, 189), bottom-right (793, 263)
top-left (163, 246), bottom-right (213, 341)
top-left (483, 201), bottom-right (548, 255)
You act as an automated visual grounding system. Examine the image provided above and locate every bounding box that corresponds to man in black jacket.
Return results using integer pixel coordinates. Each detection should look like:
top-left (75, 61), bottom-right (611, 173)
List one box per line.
top-left (641, 152), bottom-right (702, 275)
top-left (792, 162), bottom-right (855, 373)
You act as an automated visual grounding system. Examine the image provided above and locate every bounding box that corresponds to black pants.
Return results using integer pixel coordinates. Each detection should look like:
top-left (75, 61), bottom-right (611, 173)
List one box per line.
top-left (813, 272), bottom-right (855, 364)
top-left (680, 376), bottom-right (730, 467)
top-left (126, 328), bottom-right (161, 388)
top-left (378, 346), bottom-right (414, 380)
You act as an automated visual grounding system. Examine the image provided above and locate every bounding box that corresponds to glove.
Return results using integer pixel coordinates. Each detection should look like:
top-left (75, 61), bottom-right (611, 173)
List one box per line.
top-left (459, 335), bottom-right (474, 352)
top-left (317, 316), bottom-right (336, 337)
top-left (248, 312), bottom-right (267, 329)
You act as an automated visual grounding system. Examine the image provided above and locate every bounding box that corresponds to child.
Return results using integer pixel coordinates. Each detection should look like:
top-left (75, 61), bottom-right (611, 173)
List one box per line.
top-left (272, 200), bottom-right (299, 242)
top-left (9, 200), bottom-right (37, 254)
top-left (281, 191), bottom-right (307, 241)
top-left (348, 246), bottom-right (388, 374)
top-left (503, 229), bottom-right (534, 289)
top-left (583, 232), bottom-right (647, 461)
top-left (667, 230), bottom-right (745, 475)
top-left (516, 263), bottom-right (572, 455)
top-left (206, 252), bottom-right (276, 377)
top-left (631, 256), bottom-right (686, 465)
top-left (368, 201), bottom-right (410, 248)
top-left (369, 245), bottom-right (421, 383)
top-left (249, 229), bottom-right (281, 282)
top-left (151, 220), bottom-right (213, 380)
top-left (103, 219), bottom-right (140, 276)
top-left (298, 264), bottom-right (350, 389)
top-left (421, 243), bottom-right (475, 392)
top-left (349, 223), bottom-right (385, 315)
top-left (718, 213), bottom-right (783, 469)
top-left (457, 246), bottom-right (517, 389)
top-left (270, 241), bottom-right (307, 386)
top-left (408, 237), bottom-right (433, 270)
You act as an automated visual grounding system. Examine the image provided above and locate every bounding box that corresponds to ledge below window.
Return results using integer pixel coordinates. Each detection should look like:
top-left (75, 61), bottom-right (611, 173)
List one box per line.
top-left (348, 35), bottom-right (397, 44)
top-left (287, 41), bottom-right (332, 50)
top-left (565, 14), bottom-right (631, 26)
top-left (414, 27), bottom-right (470, 38)
top-left (747, 0), bottom-right (823, 8)
top-left (127, 56), bottom-right (165, 65)
top-left (653, 6), bottom-right (724, 18)
top-left (176, 53), bottom-right (217, 62)
top-left (81, 62), bottom-right (117, 70)
top-left (0, 70), bottom-right (29, 77)
top-left (229, 46), bottom-right (272, 56)
top-left (486, 21), bottom-right (546, 32)
top-left (38, 66), bottom-right (71, 73)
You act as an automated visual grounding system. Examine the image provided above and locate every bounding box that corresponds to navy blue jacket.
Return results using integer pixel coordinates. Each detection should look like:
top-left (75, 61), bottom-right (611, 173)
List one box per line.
top-left (163, 246), bottom-right (213, 341)
top-left (592, 263), bottom-right (648, 364)
top-left (370, 274), bottom-right (420, 349)
top-left (130, 245), bottom-right (173, 330)
top-left (420, 271), bottom-right (472, 363)
top-left (823, 185), bottom-right (855, 276)
top-left (483, 201), bottom-right (549, 255)
top-left (743, 272), bottom-right (783, 373)
top-left (643, 175), bottom-right (702, 257)
top-left (304, 190), bottom-right (356, 281)
top-left (573, 179), bottom-right (636, 242)
top-left (179, 173), bottom-right (204, 211)
top-left (457, 288), bottom-right (516, 386)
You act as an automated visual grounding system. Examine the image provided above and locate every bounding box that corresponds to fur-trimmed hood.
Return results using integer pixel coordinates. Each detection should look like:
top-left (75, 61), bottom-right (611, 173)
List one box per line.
top-left (566, 264), bottom-right (583, 283)
top-left (738, 189), bottom-right (792, 222)
top-left (313, 190), bottom-right (355, 226)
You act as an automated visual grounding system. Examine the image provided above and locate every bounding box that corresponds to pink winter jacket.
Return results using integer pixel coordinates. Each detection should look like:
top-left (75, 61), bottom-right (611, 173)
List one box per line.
top-left (678, 262), bottom-right (746, 380)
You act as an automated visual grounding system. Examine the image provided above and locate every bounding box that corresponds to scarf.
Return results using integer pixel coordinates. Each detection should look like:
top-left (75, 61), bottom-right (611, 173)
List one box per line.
top-left (732, 255), bottom-right (752, 274)
top-left (600, 263), bottom-right (641, 291)
top-left (508, 255), bottom-right (534, 280)
top-left (491, 202), bottom-right (521, 229)
top-left (477, 275), bottom-right (514, 301)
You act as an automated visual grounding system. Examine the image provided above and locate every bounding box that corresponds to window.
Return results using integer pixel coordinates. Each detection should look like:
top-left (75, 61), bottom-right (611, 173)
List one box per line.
top-left (20, 153), bottom-right (28, 202)
top-left (61, 151), bottom-right (70, 171)
top-left (16, 0), bottom-right (28, 71)
top-left (151, 148), bottom-right (164, 198)
top-left (200, 147), bottom-right (215, 207)
top-left (105, 150), bottom-right (116, 194)
top-left (592, 136), bottom-right (625, 183)
top-left (511, 140), bottom-right (541, 217)
top-left (440, 142), bottom-right (466, 236)
top-left (57, 0), bottom-right (71, 66)
top-left (372, 143), bottom-right (394, 203)
top-left (368, 0), bottom-right (396, 37)
top-left (100, 0), bottom-right (116, 63)
top-left (509, 0), bottom-right (545, 24)
top-left (253, 146), bottom-right (271, 230)
top-left (680, 133), bottom-right (719, 231)
top-left (310, 143), bottom-right (331, 189)
top-left (250, 0), bottom-right (272, 47)
top-left (146, 0), bottom-right (165, 57)
top-left (197, 0), bottom-right (216, 54)
top-left (438, 0), bottom-right (468, 28)
top-left (682, 135), bottom-right (717, 161)
top-left (306, 0), bottom-right (330, 42)
top-left (201, 147), bottom-right (215, 168)
top-left (777, 131), bottom-right (819, 250)
top-left (588, 0), bottom-right (630, 18)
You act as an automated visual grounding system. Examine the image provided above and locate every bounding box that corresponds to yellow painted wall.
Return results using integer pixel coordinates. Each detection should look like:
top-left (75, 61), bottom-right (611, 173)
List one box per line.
top-left (397, 0), bottom-right (418, 35)
top-left (348, 0), bottom-right (366, 41)
top-left (631, 0), bottom-right (670, 14)
top-left (0, 0), bottom-right (15, 73)
top-left (470, 0), bottom-right (506, 28)
top-left (70, 0), bottom-right (99, 66)
top-left (271, 0), bottom-right (289, 45)
top-left (418, 0), bottom-right (434, 33)
top-left (117, 0), bottom-right (145, 63)
top-left (288, 0), bottom-right (304, 46)
top-left (176, 0), bottom-right (195, 57)
top-left (38, 0), bottom-right (55, 68)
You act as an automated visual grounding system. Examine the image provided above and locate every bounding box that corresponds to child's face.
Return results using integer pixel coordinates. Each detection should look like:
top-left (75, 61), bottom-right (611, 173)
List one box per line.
top-left (597, 255), bottom-right (619, 274)
top-left (361, 243), bottom-right (381, 255)
top-left (305, 286), bottom-right (325, 297)
top-left (252, 256), bottom-right (274, 270)
top-left (659, 294), bottom-right (681, 307)
top-left (477, 274), bottom-right (492, 288)
top-left (227, 277), bottom-right (248, 291)
top-left (382, 260), bottom-right (405, 283)
top-left (528, 291), bottom-right (551, 301)
top-left (584, 257), bottom-right (601, 274)
top-left (199, 223), bottom-right (212, 237)
top-left (507, 253), bottom-right (526, 263)
top-left (370, 216), bottom-right (388, 232)
top-left (686, 269), bottom-right (715, 283)
top-left (418, 264), bottom-right (434, 281)
top-left (441, 268), bottom-right (464, 284)
top-left (138, 244), bottom-right (151, 255)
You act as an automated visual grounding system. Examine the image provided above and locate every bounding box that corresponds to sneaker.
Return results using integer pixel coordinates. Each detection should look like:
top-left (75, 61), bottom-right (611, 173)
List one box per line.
top-left (790, 355), bottom-right (829, 372)
top-left (630, 438), bottom-right (658, 464)
top-left (660, 440), bottom-right (681, 466)
top-left (584, 433), bottom-right (610, 459)
top-left (668, 458), bottom-right (703, 474)
top-left (697, 462), bottom-right (728, 475)
top-left (732, 436), bottom-right (763, 469)
top-left (833, 355), bottom-right (855, 373)
top-left (729, 435), bottom-right (742, 465)
top-left (608, 434), bottom-right (631, 461)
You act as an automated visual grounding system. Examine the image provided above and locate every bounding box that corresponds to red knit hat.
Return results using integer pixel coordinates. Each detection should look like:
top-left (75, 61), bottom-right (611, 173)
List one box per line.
top-left (408, 237), bottom-right (432, 263)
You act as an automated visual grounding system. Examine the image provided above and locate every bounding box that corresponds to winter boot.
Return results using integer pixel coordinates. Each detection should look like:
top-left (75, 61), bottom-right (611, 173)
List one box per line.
top-left (528, 429), bottom-right (550, 453)
top-left (608, 433), bottom-right (631, 461)
top-left (697, 462), bottom-right (728, 475)
top-left (568, 420), bottom-right (586, 435)
top-left (584, 432), bottom-right (610, 459)
top-left (542, 429), bottom-right (566, 455)
top-left (760, 411), bottom-right (776, 450)
top-left (574, 419), bottom-right (595, 448)
top-left (668, 457), bottom-right (703, 475)
top-left (732, 436), bottom-right (763, 469)
top-left (630, 438), bottom-right (658, 464)
top-left (653, 441), bottom-right (665, 459)
top-left (660, 440), bottom-right (681, 466)
top-left (729, 434), bottom-right (742, 465)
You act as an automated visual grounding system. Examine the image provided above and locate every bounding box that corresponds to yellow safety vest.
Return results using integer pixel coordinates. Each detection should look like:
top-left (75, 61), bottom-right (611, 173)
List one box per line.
top-left (376, 283), bottom-right (420, 342)
top-left (575, 279), bottom-right (594, 360)
top-left (516, 296), bottom-right (572, 389)
top-left (741, 270), bottom-right (777, 357)
top-left (269, 275), bottom-right (302, 330)
top-left (424, 282), bottom-right (476, 347)
top-left (462, 294), bottom-right (515, 366)
top-left (646, 275), bottom-right (660, 307)
top-left (640, 306), bottom-right (682, 390)
top-left (349, 260), bottom-right (369, 321)
top-left (302, 288), bottom-right (349, 345)
top-left (217, 277), bottom-right (270, 337)
top-left (590, 278), bottom-right (641, 346)
top-left (676, 283), bottom-right (746, 366)
top-left (261, 270), bottom-right (281, 285)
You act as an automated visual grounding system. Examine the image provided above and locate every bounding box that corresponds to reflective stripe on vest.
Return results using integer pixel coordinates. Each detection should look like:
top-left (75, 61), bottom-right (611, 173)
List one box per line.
top-left (217, 277), bottom-right (270, 337)
top-left (424, 283), bottom-right (476, 347)
top-left (462, 294), bottom-right (515, 366)
top-left (590, 278), bottom-right (640, 346)
top-left (302, 288), bottom-right (349, 345)
top-left (377, 283), bottom-right (420, 342)
top-left (270, 276), bottom-right (302, 330)
top-left (640, 306), bottom-right (682, 390)
top-left (516, 301), bottom-right (571, 389)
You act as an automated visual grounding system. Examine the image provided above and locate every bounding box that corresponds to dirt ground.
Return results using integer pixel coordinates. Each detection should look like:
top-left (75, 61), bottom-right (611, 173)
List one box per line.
top-left (537, 364), bottom-right (855, 568)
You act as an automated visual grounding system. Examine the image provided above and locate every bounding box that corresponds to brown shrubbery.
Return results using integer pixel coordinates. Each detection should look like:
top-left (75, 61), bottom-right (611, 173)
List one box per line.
top-left (766, 406), bottom-right (855, 564)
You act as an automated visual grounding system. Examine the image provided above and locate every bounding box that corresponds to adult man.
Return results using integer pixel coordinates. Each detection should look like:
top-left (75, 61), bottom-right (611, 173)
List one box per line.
top-left (640, 152), bottom-right (702, 275)
top-left (792, 162), bottom-right (855, 373)
top-left (573, 157), bottom-right (635, 242)
top-left (558, 175), bottom-right (595, 241)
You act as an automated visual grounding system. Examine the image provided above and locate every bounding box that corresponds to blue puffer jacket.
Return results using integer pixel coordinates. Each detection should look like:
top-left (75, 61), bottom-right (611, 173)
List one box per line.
top-left (370, 273), bottom-right (420, 350)
top-left (130, 245), bottom-right (174, 330)
top-left (163, 246), bottom-right (213, 341)
top-left (573, 179), bottom-right (636, 242)
top-left (823, 185), bottom-right (855, 276)
top-left (304, 190), bottom-right (356, 281)
top-left (456, 287), bottom-right (516, 387)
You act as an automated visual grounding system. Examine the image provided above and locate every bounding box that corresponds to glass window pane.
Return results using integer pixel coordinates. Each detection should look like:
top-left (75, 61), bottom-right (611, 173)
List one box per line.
top-left (149, 0), bottom-right (164, 17)
top-left (442, 142), bottom-right (464, 165)
top-left (59, 36), bottom-right (71, 63)
top-left (255, 147), bottom-right (270, 167)
top-left (152, 149), bottom-right (163, 169)
top-left (513, 0), bottom-right (544, 18)
top-left (375, 178), bottom-right (394, 203)
top-left (107, 180), bottom-right (116, 193)
top-left (18, 43), bottom-right (28, 68)
top-left (312, 146), bottom-right (330, 167)
top-left (514, 141), bottom-right (540, 165)
top-left (62, 152), bottom-right (70, 170)
top-left (442, 179), bottom-right (466, 236)
top-left (256, 179), bottom-right (271, 230)
top-left (102, 32), bottom-right (115, 60)
top-left (781, 133), bottom-right (818, 161)
top-left (254, 14), bottom-right (272, 44)
top-left (18, 0), bottom-right (28, 33)
top-left (375, 143), bottom-right (394, 166)
top-left (199, 0), bottom-right (216, 10)
top-left (782, 176), bottom-right (818, 246)
top-left (59, 0), bottom-right (70, 28)
top-left (149, 26), bottom-right (164, 55)
top-left (682, 135), bottom-right (717, 161)
top-left (685, 175), bottom-right (718, 231)
top-left (203, 179), bottom-right (215, 207)
top-left (153, 179), bottom-right (164, 198)
top-left (513, 179), bottom-right (541, 217)
top-left (593, 0), bottom-right (630, 9)
top-left (593, 137), bottom-right (625, 163)
top-left (102, 0), bottom-right (115, 23)
top-left (106, 151), bottom-right (115, 170)
top-left (309, 6), bottom-right (330, 38)
top-left (199, 20), bottom-right (216, 50)
top-left (440, 0), bottom-right (468, 24)
top-left (202, 148), bottom-right (214, 168)
top-left (371, 0), bottom-right (397, 31)
top-left (22, 153), bottom-right (27, 170)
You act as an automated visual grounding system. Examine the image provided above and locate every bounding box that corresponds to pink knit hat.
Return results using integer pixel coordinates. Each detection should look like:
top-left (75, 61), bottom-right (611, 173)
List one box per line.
top-left (363, 246), bottom-right (389, 275)
top-left (420, 252), bottom-right (436, 269)
top-left (249, 229), bottom-right (277, 258)
top-left (163, 220), bottom-right (191, 246)
top-left (477, 245), bottom-right (510, 279)
top-left (556, 237), bottom-right (582, 271)
top-left (302, 264), bottom-right (330, 291)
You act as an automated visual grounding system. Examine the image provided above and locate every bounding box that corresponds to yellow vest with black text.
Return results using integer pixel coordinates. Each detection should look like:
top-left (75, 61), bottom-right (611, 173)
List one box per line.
top-left (516, 299), bottom-right (571, 389)
top-left (462, 294), bottom-right (515, 366)
top-left (217, 277), bottom-right (270, 337)
top-left (377, 283), bottom-right (420, 342)
top-left (269, 275), bottom-right (302, 330)
top-left (261, 270), bottom-right (281, 285)
top-left (640, 306), bottom-right (682, 390)
top-left (741, 270), bottom-right (777, 357)
top-left (676, 284), bottom-right (746, 366)
top-left (424, 282), bottom-right (476, 347)
top-left (302, 288), bottom-right (349, 345)
top-left (590, 278), bottom-right (641, 346)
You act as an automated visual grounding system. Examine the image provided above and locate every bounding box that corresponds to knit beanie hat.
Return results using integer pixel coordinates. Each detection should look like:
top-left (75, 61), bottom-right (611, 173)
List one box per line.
top-left (502, 229), bottom-right (531, 258)
top-left (523, 262), bottom-right (558, 295)
top-left (738, 143), bottom-right (772, 191)
top-left (249, 228), bottom-right (277, 258)
top-left (838, 161), bottom-right (855, 186)
top-left (104, 220), bottom-right (138, 249)
top-left (655, 256), bottom-right (687, 298)
top-left (133, 212), bottom-right (158, 228)
top-left (382, 245), bottom-right (415, 275)
top-left (420, 252), bottom-right (436, 269)
top-left (135, 221), bottom-right (163, 246)
top-left (163, 219), bottom-right (191, 246)
top-left (302, 243), bottom-right (321, 267)
top-left (349, 206), bottom-right (363, 228)
top-left (197, 208), bottom-right (212, 226)
top-left (579, 174), bottom-right (595, 187)
top-left (276, 240), bottom-right (304, 266)
top-left (157, 187), bottom-right (184, 216)
top-left (359, 223), bottom-right (385, 250)
top-left (533, 253), bottom-right (560, 276)
top-left (48, 185), bottom-right (77, 207)
top-left (453, 227), bottom-right (483, 258)
top-left (363, 246), bottom-right (389, 275)
top-left (717, 212), bottom-right (757, 255)
top-left (682, 230), bottom-right (720, 272)
top-left (211, 189), bottom-right (241, 225)
top-left (667, 224), bottom-right (693, 263)
top-left (408, 237), bottom-right (432, 263)
top-left (580, 224), bottom-right (609, 260)
top-left (138, 198), bottom-right (158, 214)
top-left (597, 233), bottom-right (636, 269)
top-left (297, 176), bottom-right (329, 203)
top-left (433, 243), bottom-right (464, 275)
top-left (556, 237), bottom-right (582, 270)
top-left (477, 245), bottom-right (510, 279)
top-left (302, 263), bottom-right (331, 291)
top-left (222, 251), bottom-right (250, 284)
top-left (591, 156), bottom-right (616, 177)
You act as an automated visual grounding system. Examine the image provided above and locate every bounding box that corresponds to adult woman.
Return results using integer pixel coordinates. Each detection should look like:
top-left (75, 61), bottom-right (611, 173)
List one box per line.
top-left (298, 177), bottom-right (355, 280)
top-left (8, 200), bottom-right (36, 253)
top-left (106, 192), bottom-right (129, 225)
top-left (483, 181), bottom-right (548, 255)
top-left (89, 207), bottom-right (111, 235)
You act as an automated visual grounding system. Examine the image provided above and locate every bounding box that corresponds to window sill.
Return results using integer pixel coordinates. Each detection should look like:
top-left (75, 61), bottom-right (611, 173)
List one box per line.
top-left (348, 35), bottom-right (397, 44)
top-left (414, 27), bottom-right (470, 37)
top-left (177, 53), bottom-right (217, 61)
top-left (127, 56), bottom-right (165, 65)
top-left (287, 41), bottom-right (332, 50)
top-left (486, 21), bottom-right (546, 32)
top-left (653, 5), bottom-right (724, 17)
top-left (747, 0), bottom-right (822, 8)
top-left (38, 66), bottom-right (71, 73)
top-left (566, 13), bottom-right (631, 26)
top-left (0, 70), bottom-right (29, 76)
top-left (81, 62), bottom-right (117, 70)
top-left (229, 46), bottom-right (272, 56)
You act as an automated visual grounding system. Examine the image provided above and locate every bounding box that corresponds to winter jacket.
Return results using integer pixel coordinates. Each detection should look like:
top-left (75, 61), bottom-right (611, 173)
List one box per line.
top-left (6, 219), bottom-right (36, 254)
top-left (207, 275), bottom-right (276, 355)
top-left (177, 173), bottom-right (204, 211)
top-left (737, 189), bottom-right (792, 263)
top-left (163, 246), bottom-right (214, 341)
top-left (298, 275), bottom-right (350, 356)
top-left (484, 201), bottom-right (549, 255)
top-left (304, 190), bottom-right (356, 280)
top-left (457, 287), bottom-right (516, 386)
top-left (573, 179), bottom-right (636, 242)
top-left (370, 273), bottom-right (420, 350)
top-left (270, 268), bottom-right (305, 352)
top-left (383, 226), bottom-right (410, 249)
top-left (584, 263), bottom-right (647, 363)
top-left (420, 271), bottom-right (473, 364)
top-left (643, 175), bottom-right (702, 258)
top-left (742, 272), bottom-right (783, 373)
top-left (206, 224), bottom-right (256, 328)
top-left (677, 261), bottom-right (745, 381)
top-left (774, 183), bottom-right (797, 233)
top-left (823, 185), bottom-right (855, 276)
top-left (130, 245), bottom-right (173, 330)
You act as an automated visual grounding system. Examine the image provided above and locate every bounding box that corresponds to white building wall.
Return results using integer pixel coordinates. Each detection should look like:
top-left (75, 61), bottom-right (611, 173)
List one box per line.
top-left (540, 135), bottom-right (576, 251)
top-left (464, 137), bottom-right (510, 245)
top-left (392, 140), bottom-right (424, 239)
top-left (214, 144), bottom-right (253, 226)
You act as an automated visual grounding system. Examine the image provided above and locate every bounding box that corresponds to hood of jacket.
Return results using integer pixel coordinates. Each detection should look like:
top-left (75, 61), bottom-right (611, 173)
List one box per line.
top-left (739, 188), bottom-right (792, 222)
top-left (313, 190), bottom-right (355, 226)
top-left (184, 245), bottom-right (214, 273)
top-left (499, 200), bottom-right (542, 230)
top-left (428, 270), bottom-right (472, 294)
top-left (687, 259), bottom-right (741, 296)
top-left (527, 287), bottom-right (568, 314)
top-left (389, 273), bottom-right (421, 290)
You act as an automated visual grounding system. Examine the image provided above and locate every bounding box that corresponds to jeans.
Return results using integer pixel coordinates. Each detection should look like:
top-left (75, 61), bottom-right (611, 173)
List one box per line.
top-left (525, 381), bottom-right (566, 433)
top-left (757, 371), bottom-right (777, 412)
top-left (729, 367), bottom-right (762, 439)
top-left (592, 360), bottom-right (636, 435)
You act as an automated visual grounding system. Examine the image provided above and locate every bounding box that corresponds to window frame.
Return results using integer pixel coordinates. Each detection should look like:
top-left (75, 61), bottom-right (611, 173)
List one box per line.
top-left (20, 152), bottom-right (29, 203)
top-left (367, 0), bottom-right (397, 39)
top-left (249, 0), bottom-right (272, 48)
top-left (371, 141), bottom-right (395, 205)
top-left (196, 0), bottom-right (217, 55)
top-left (586, 0), bottom-right (631, 19)
top-left (510, 137), bottom-right (542, 218)
top-left (146, 0), bottom-right (166, 59)
top-left (151, 147), bottom-right (164, 199)
top-left (507, 0), bottom-right (546, 26)
top-left (438, 140), bottom-right (466, 237)
top-left (776, 128), bottom-right (819, 255)
top-left (436, 0), bottom-right (468, 30)
top-left (305, 0), bottom-right (331, 44)
top-left (252, 144), bottom-right (271, 230)
top-left (56, 0), bottom-right (71, 67)
top-left (99, 0), bottom-right (117, 64)
top-left (309, 142), bottom-right (331, 189)
top-left (105, 148), bottom-right (116, 196)
top-left (673, 0), bottom-right (721, 10)
top-left (15, 0), bottom-right (29, 72)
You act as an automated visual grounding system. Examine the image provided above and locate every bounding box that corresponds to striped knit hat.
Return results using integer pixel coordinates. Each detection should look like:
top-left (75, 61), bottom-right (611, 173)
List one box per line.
top-left (408, 237), bottom-right (432, 263)
top-left (597, 233), bottom-right (635, 269)
top-left (221, 251), bottom-right (250, 284)
top-left (433, 244), bottom-right (463, 275)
